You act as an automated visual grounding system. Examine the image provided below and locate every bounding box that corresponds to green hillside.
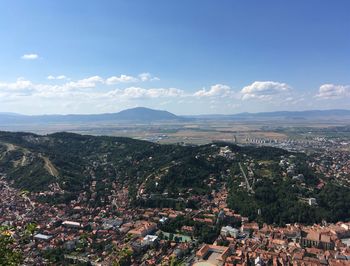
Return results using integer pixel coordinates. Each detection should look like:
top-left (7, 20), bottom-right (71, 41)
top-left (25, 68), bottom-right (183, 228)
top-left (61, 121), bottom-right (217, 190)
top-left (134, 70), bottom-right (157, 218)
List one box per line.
top-left (0, 131), bottom-right (349, 225)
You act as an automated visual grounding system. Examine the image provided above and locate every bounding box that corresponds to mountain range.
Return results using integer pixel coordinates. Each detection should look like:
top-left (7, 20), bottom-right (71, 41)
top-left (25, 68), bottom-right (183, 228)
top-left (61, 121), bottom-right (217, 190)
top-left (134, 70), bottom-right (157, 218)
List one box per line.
top-left (186, 109), bottom-right (350, 120)
top-left (1, 107), bottom-right (350, 125)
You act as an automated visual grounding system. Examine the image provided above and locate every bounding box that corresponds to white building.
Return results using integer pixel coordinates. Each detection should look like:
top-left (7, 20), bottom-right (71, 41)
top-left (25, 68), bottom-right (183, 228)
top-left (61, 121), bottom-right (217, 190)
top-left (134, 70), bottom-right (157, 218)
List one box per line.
top-left (143, 235), bottom-right (158, 245)
top-left (62, 221), bottom-right (82, 228)
top-left (159, 217), bottom-right (168, 223)
top-left (34, 233), bottom-right (53, 241)
top-left (308, 198), bottom-right (317, 206)
top-left (220, 226), bottom-right (239, 238)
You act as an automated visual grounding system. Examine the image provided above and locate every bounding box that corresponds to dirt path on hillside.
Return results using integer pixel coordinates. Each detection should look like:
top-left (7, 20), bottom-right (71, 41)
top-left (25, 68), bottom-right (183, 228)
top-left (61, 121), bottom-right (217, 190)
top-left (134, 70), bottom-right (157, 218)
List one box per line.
top-left (4, 143), bottom-right (16, 152)
top-left (40, 155), bottom-right (59, 177)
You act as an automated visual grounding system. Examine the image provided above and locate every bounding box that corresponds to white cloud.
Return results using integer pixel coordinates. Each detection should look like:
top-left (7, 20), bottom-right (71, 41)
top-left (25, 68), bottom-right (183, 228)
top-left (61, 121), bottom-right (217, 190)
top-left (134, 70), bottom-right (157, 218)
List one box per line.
top-left (41, 73), bottom-right (160, 87)
top-left (47, 75), bottom-right (67, 80)
top-left (106, 87), bottom-right (184, 99)
top-left (0, 74), bottom-right (162, 95)
top-left (9, 76), bottom-right (349, 114)
top-left (0, 76), bottom-right (185, 114)
top-left (106, 75), bottom-right (138, 85)
top-left (21, 54), bottom-right (39, 60)
top-left (316, 84), bottom-right (349, 99)
top-left (138, 73), bottom-right (160, 82)
top-left (64, 76), bottom-right (104, 89)
top-left (194, 84), bottom-right (233, 97)
top-left (0, 78), bottom-right (33, 91)
top-left (105, 73), bottom-right (159, 85)
top-left (31, 87), bottom-right (185, 101)
top-left (241, 81), bottom-right (290, 100)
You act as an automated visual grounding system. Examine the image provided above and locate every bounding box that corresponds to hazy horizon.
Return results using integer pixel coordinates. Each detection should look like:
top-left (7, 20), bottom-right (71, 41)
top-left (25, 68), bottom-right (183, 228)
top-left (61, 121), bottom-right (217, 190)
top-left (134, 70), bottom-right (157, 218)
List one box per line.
top-left (2, 106), bottom-right (350, 117)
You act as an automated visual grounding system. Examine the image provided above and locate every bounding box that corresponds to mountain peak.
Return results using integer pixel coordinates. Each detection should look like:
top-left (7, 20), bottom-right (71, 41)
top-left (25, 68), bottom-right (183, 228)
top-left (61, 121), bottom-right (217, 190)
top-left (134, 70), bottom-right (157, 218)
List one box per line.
top-left (116, 107), bottom-right (178, 121)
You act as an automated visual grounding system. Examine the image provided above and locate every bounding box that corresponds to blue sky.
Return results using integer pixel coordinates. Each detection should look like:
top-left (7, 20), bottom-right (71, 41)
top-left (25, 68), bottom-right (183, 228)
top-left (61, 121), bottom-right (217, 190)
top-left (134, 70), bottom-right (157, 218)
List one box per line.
top-left (0, 0), bottom-right (349, 115)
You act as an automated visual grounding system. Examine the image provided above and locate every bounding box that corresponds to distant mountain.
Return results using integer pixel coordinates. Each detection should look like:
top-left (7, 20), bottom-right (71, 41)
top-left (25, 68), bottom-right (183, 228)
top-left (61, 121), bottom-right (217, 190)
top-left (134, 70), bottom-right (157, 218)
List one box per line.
top-left (0, 107), bottom-right (181, 124)
top-left (1, 108), bottom-right (350, 125)
top-left (233, 109), bottom-right (350, 118)
top-left (186, 109), bottom-right (350, 120)
top-left (0, 112), bottom-right (22, 116)
top-left (115, 107), bottom-right (178, 120)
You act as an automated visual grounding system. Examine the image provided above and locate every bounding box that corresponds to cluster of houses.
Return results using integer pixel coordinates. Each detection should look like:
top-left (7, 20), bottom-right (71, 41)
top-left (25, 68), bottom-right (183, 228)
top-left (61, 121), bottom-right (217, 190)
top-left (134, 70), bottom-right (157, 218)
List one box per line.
top-left (2, 171), bottom-right (350, 266)
top-left (311, 149), bottom-right (350, 187)
top-left (194, 222), bottom-right (350, 265)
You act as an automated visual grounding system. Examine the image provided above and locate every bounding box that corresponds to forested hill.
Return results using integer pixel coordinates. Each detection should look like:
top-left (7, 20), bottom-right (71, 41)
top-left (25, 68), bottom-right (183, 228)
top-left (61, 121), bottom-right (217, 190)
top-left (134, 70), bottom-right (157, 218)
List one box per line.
top-left (0, 131), bottom-right (349, 225)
